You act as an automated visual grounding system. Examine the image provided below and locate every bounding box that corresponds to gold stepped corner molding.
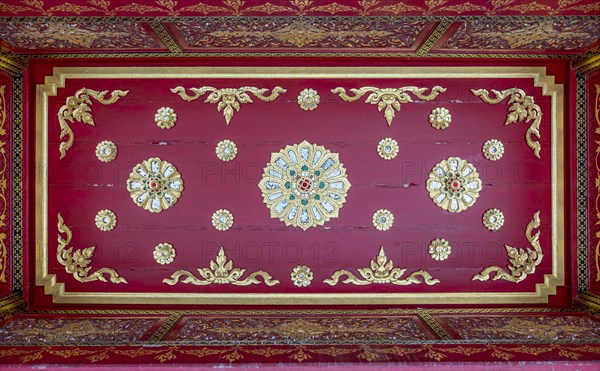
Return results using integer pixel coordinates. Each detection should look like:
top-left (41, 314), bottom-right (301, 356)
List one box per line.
top-left (58, 88), bottom-right (129, 159)
top-left (324, 246), bottom-right (440, 286)
top-left (163, 247), bottom-right (280, 286)
top-left (472, 211), bottom-right (542, 284)
top-left (258, 140), bottom-right (351, 230)
top-left (471, 88), bottom-right (542, 159)
top-left (170, 85), bottom-right (287, 125)
top-left (57, 213), bottom-right (127, 284)
top-left (331, 86), bottom-right (446, 126)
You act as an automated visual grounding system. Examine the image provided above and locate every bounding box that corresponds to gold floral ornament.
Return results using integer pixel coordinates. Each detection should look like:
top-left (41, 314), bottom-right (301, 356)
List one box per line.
top-left (215, 139), bottom-right (238, 162)
top-left (429, 238), bottom-right (451, 261)
top-left (258, 140), bottom-right (351, 230)
top-left (95, 140), bottom-right (117, 162)
top-left (171, 85), bottom-right (286, 125)
top-left (473, 211), bottom-right (542, 283)
top-left (57, 213), bottom-right (127, 284)
top-left (372, 209), bottom-right (394, 231)
top-left (482, 139), bottom-right (505, 161)
top-left (212, 209), bottom-right (234, 231)
top-left (126, 157), bottom-right (184, 213)
top-left (154, 106), bottom-right (177, 129)
top-left (154, 243), bottom-right (176, 265)
top-left (377, 138), bottom-right (399, 160)
top-left (163, 247), bottom-right (280, 286)
top-left (331, 86), bottom-right (446, 126)
top-left (483, 208), bottom-right (505, 231)
top-left (95, 209), bottom-right (117, 232)
top-left (324, 246), bottom-right (440, 286)
top-left (426, 157), bottom-right (483, 213)
top-left (429, 107), bottom-right (452, 129)
top-left (297, 88), bottom-right (320, 111)
top-left (472, 88), bottom-right (541, 159)
top-left (58, 88), bottom-right (129, 159)
top-left (291, 265), bottom-right (313, 287)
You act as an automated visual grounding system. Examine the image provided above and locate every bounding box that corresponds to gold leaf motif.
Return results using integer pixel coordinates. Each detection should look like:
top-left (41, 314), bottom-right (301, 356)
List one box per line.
top-left (171, 85), bottom-right (286, 125)
top-left (309, 3), bottom-right (359, 14)
top-left (57, 88), bottom-right (128, 159)
top-left (332, 86), bottom-right (446, 126)
top-left (324, 246), bottom-right (440, 286)
top-left (472, 88), bottom-right (541, 159)
top-left (57, 213), bottom-right (127, 284)
top-left (162, 247), bottom-right (280, 286)
top-left (472, 211), bottom-right (542, 283)
top-left (242, 2), bottom-right (295, 14)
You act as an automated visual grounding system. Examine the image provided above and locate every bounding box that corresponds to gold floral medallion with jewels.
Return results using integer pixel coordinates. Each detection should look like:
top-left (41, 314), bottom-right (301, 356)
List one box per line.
top-left (126, 157), bottom-right (184, 213)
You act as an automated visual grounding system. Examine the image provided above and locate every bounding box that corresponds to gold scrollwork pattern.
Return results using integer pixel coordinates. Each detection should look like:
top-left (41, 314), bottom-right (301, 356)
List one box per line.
top-left (472, 211), bottom-right (542, 283)
top-left (170, 85), bottom-right (287, 125)
top-left (57, 88), bottom-right (129, 159)
top-left (594, 83), bottom-right (600, 282)
top-left (0, 85), bottom-right (7, 283)
top-left (471, 88), bottom-right (541, 159)
top-left (331, 86), bottom-right (446, 126)
top-left (324, 246), bottom-right (440, 286)
top-left (162, 247), bottom-right (280, 286)
top-left (57, 213), bottom-right (127, 284)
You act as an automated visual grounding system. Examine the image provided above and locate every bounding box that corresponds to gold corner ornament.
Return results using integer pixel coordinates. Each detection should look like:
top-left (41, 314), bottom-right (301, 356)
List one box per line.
top-left (426, 157), bottom-right (483, 213)
top-left (57, 88), bottom-right (129, 159)
top-left (170, 85), bottom-right (287, 125)
top-left (162, 247), bottom-right (280, 286)
top-left (331, 86), bottom-right (446, 126)
top-left (472, 211), bottom-right (542, 284)
top-left (324, 246), bottom-right (440, 286)
top-left (471, 88), bottom-right (541, 159)
top-left (126, 157), bottom-right (184, 213)
top-left (258, 140), bottom-right (351, 230)
top-left (57, 213), bottom-right (127, 284)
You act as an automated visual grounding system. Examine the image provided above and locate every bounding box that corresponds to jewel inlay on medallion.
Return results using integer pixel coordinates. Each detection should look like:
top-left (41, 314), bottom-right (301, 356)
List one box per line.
top-left (372, 209), bottom-right (394, 231)
top-left (95, 140), bottom-right (117, 162)
top-left (212, 209), bottom-right (234, 231)
top-left (126, 157), bottom-right (184, 213)
top-left (482, 139), bottom-right (505, 161)
top-left (483, 208), bottom-right (505, 231)
top-left (258, 140), bottom-right (351, 230)
top-left (154, 243), bottom-right (175, 265)
top-left (95, 209), bottom-right (117, 231)
top-left (297, 88), bottom-right (320, 111)
top-left (154, 106), bottom-right (177, 129)
top-left (377, 138), bottom-right (399, 160)
top-left (215, 139), bottom-right (237, 162)
top-left (429, 238), bottom-right (451, 261)
top-left (291, 265), bottom-right (313, 287)
top-left (429, 107), bottom-right (452, 129)
top-left (426, 157), bottom-right (483, 213)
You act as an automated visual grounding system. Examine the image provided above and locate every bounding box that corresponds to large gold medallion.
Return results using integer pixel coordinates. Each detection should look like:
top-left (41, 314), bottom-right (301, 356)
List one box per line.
top-left (126, 157), bottom-right (184, 213)
top-left (426, 157), bottom-right (482, 213)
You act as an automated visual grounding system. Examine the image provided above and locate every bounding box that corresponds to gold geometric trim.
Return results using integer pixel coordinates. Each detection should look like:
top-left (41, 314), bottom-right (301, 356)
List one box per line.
top-left (594, 83), bottom-right (600, 282)
top-left (0, 84), bottom-right (7, 284)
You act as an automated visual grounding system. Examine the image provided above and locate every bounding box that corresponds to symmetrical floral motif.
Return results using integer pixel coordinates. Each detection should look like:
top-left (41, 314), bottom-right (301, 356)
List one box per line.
top-left (372, 209), bottom-right (394, 231)
top-left (297, 88), bottom-right (320, 111)
top-left (291, 265), bottom-right (313, 287)
top-left (94, 209), bottom-right (116, 231)
top-left (57, 213), bottom-right (127, 284)
top-left (376, 138), bottom-right (398, 160)
top-left (483, 209), bottom-right (505, 231)
top-left (95, 140), bottom-right (117, 162)
top-left (163, 247), bottom-right (280, 286)
top-left (154, 107), bottom-right (177, 129)
top-left (473, 211), bottom-right (542, 283)
top-left (215, 139), bottom-right (237, 162)
top-left (153, 243), bottom-right (176, 265)
top-left (426, 157), bottom-right (483, 213)
top-left (171, 85), bottom-right (286, 125)
top-left (429, 107), bottom-right (451, 129)
top-left (332, 86), bottom-right (446, 126)
top-left (126, 157), bottom-right (184, 213)
top-left (482, 139), bottom-right (505, 161)
top-left (428, 238), bottom-right (451, 261)
top-left (258, 140), bottom-right (351, 230)
top-left (212, 209), bottom-right (234, 231)
top-left (324, 246), bottom-right (440, 286)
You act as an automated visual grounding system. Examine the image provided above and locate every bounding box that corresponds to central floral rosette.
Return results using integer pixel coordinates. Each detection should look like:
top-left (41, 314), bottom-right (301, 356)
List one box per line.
top-left (258, 140), bottom-right (351, 230)
top-left (426, 157), bottom-right (482, 213)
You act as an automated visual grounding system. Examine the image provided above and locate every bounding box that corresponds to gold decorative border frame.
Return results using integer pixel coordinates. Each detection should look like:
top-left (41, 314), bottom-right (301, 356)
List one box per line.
top-left (35, 66), bottom-right (565, 305)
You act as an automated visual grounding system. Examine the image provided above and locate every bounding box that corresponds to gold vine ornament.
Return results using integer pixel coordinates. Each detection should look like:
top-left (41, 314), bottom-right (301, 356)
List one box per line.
top-left (57, 88), bottom-right (129, 159)
top-left (171, 85), bottom-right (287, 125)
top-left (57, 213), bottom-right (127, 284)
top-left (472, 211), bottom-right (542, 283)
top-left (162, 247), bottom-right (280, 286)
top-left (324, 246), bottom-right (440, 286)
top-left (331, 86), bottom-right (446, 126)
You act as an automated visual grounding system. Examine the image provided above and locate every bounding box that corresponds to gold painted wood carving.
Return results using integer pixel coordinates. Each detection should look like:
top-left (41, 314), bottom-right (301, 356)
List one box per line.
top-left (58, 88), bottom-right (129, 159)
top-left (126, 157), bottom-right (184, 213)
top-left (324, 246), bottom-right (440, 286)
top-left (426, 157), bottom-right (483, 213)
top-left (162, 247), bottom-right (280, 286)
top-left (0, 85), bottom-right (7, 283)
top-left (331, 86), bottom-right (446, 126)
top-left (57, 213), bottom-right (127, 284)
top-left (170, 86), bottom-right (287, 125)
top-left (594, 83), bottom-right (600, 282)
top-left (472, 211), bottom-right (542, 283)
top-left (471, 88), bottom-right (542, 159)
